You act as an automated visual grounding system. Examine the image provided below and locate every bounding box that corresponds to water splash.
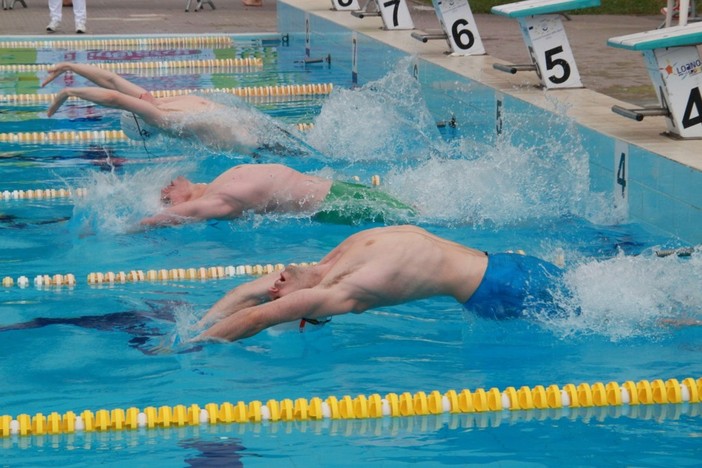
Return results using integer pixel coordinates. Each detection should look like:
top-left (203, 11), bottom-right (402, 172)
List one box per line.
top-left (71, 164), bottom-right (187, 235)
top-left (304, 58), bottom-right (620, 227)
top-left (306, 58), bottom-right (441, 162)
top-left (176, 93), bottom-right (319, 157)
top-left (541, 250), bottom-right (702, 341)
top-left (385, 128), bottom-right (596, 226)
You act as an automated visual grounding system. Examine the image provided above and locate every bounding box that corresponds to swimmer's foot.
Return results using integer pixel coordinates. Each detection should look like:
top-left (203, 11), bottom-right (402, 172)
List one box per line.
top-left (242, 0), bottom-right (262, 6)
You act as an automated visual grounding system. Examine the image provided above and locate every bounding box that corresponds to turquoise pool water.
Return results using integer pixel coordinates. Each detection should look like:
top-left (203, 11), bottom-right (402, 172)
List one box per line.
top-left (1, 32), bottom-right (701, 466)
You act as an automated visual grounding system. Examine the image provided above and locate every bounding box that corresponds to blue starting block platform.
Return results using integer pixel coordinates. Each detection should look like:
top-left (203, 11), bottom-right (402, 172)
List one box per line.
top-left (491, 0), bottom-right (599, 17)
top-left (491, 0), bottom-right (600, 89)
top-left (608, 23), bottom-right (702, 139)
top-left (608, 22), bottom-right (702, 50)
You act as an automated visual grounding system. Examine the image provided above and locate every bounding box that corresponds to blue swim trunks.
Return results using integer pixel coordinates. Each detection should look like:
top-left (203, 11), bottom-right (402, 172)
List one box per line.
top-left (463, 253), bottom-right (564, 319)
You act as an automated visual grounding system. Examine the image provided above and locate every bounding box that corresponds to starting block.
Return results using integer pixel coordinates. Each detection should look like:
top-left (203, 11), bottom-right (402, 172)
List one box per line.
top-left (351, 0), bottom-right (414, 30)
top-left (411, 0), bottom-right (486, 56)
top-left (608, 23), bottom-right (702, 139)
top-left (491, 0), bottom-right (600, 89)
top-left (331, 0), bottom-right (361, 11)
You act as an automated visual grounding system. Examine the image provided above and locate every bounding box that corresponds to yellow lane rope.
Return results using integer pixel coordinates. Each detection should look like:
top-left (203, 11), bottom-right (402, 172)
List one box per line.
top-left (0, 130), bottom-right (129, 144)
top-left (0, 83), bottom-right (334, 105)
top-left (0, 36), bottom-right (235, 49)
top-left (0, 122), bottom-right (316, 144)
top-left (0, 58), bottom-right (262, 73)
top-left (1, 187), bottom-right (86, 200)
top-left (1, 378), bottom-right (699, 438)
top-left (2, 403), bottom-right (700, 449)
top-left (1, 262), bottom-right (316, 288)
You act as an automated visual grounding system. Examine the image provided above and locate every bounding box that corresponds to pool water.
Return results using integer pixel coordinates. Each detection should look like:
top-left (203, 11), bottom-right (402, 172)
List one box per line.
top-left (1, 35), bottom-right (701, 466)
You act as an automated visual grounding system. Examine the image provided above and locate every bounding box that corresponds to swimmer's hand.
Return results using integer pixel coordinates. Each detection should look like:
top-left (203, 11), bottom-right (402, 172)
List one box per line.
top-left (47, 89), bottom-right (71, 117)
top-left (42, 63), bottom-right (73, 88)
top-left (190, 331), bottom-right (229, 344)
top-left (658, 318), bottom-right (702, 328)
top-left (124, 222), bottom-right (151, 234)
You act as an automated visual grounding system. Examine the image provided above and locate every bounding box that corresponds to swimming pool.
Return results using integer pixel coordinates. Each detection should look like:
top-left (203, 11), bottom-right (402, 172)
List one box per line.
top-left (1, 12), bottom-right (701, 468)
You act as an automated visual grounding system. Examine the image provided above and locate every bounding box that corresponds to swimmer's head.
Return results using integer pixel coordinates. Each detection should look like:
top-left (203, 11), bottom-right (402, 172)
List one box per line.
top-left (120, 111), bottom-right (161, 141)
top-left (268, 265), bottom-right (320, 300)
top-left (161, 176), bottom-right (196, 205)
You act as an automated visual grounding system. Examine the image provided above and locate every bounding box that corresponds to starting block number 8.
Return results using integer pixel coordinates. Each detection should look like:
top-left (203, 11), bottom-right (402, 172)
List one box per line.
top-left (332, 0), bottom-right (360, 10)
top-left (519, 15), bottom-right (582, 89)
top-left (433, 0), bottom-right (485, 55)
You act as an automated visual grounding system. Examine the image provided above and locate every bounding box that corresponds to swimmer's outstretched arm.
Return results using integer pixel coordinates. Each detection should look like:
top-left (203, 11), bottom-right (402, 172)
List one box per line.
top-left (139, 196), bottom-right (243, 227)
top-left (659, 318), bottom-right (702, 327)
top-left (46, 87), bottom-right (164, 127)
top-left (197, 287), bottom-right (353, 342)
top-left (198, 271), bottom-right (280, 327)
top-left (42, 62), bottom-right (149, 98)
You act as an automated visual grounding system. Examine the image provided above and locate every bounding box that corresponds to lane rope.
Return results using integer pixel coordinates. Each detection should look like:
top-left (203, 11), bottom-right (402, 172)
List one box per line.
top-left (1, 378), bottom-right (699, 438)
top-left (0, 122), bottom-right (315, 145)
top-left (0, 58), bottom-right (262, 73)
top-left (0, 36), bottom-right (235, 49)
top-left (0, 83), bottom-right (334, 105)
top-left (1, 262), bottom-right (316, 289)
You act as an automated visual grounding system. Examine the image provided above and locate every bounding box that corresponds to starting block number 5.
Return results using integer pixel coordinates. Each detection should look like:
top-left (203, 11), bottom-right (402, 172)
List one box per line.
top-left (432, 0), bottom-right (485, 55)
top-left (519, 15), bottom-right (582, 89)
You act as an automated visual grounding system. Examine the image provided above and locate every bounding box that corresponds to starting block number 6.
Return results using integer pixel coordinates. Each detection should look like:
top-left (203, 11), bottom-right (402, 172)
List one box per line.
top-left (432, 0), bottom-right (485, 55)
top-left (519, 15), bottom-right (582, 89)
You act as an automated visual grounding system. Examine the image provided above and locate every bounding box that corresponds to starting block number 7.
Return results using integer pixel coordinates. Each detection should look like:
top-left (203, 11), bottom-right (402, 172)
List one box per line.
top-left (378, 0), bottom-right (414, 30)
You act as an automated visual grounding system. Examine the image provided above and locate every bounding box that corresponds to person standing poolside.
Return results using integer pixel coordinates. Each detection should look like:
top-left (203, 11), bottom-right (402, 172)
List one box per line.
top-left (197, 225), bottom-right (564, 342)
top-left (42, 62), bottom-right (282, 153)
top-left (139, 164), bottom-right (415, 227)
top-left (47, 0), bottom-right (87, 34)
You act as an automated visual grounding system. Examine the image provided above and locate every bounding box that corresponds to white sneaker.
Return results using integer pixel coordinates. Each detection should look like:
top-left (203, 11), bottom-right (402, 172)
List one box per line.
top-left (76, 23), bottom-right (86, 34)
top-left (46, 20), bottom-right (60, 33)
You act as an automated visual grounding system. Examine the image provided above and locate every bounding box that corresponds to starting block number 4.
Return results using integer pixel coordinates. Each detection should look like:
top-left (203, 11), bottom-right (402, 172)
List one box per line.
top-left (432, 0), bottom-right (485, 55)
top-left (644, 46), bottom-right (702, 138)
top-left (519, 14), bottom-right (582, 88)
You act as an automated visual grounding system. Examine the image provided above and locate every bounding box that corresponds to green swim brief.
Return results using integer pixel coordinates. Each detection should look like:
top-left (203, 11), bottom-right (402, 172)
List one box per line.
top-left (312, 181), bottom-right (416, 225)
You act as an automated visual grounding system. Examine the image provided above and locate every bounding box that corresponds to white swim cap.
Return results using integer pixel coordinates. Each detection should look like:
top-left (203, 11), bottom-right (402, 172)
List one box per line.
top-left (120, 111), bottom-right (161, 141)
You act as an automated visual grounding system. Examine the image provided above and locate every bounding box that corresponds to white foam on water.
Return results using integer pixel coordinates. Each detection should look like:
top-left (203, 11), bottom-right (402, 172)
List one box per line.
top-left (540, 250), bottom-right (702, 341)
top-left (71, 163), bottom-right (188, 235)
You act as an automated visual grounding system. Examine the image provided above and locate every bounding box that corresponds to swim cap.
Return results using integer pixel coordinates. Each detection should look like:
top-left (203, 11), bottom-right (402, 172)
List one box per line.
top-left (120, 111), bottom-right (161, 141)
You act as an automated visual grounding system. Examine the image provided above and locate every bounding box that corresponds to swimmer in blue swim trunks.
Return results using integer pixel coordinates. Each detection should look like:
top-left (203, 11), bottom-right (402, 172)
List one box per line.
top-left (140, 163), bottom-right (415, 227)
top-left (197, 225), bottom-right (564, 343)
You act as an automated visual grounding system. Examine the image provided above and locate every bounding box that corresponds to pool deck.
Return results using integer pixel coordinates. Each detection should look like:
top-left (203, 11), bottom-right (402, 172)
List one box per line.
top-left (1, 0), bottom-right (699, 169)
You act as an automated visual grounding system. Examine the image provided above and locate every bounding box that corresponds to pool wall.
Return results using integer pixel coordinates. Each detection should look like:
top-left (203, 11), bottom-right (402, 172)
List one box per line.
top-left (278, 0), bottom-right (702, 243)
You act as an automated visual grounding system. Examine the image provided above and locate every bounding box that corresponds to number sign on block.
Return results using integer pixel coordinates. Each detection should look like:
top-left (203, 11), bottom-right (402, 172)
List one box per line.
top-left (432, 0), bottom-right (485, 55)
top-left (518, 14), bottom-right (582, 89)
top-left (643, 46), bottom-right (702, 138)
top-left (377, 0), bottom-right (415, 30)
top-left (331, 0), bottom-right (361, 11)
